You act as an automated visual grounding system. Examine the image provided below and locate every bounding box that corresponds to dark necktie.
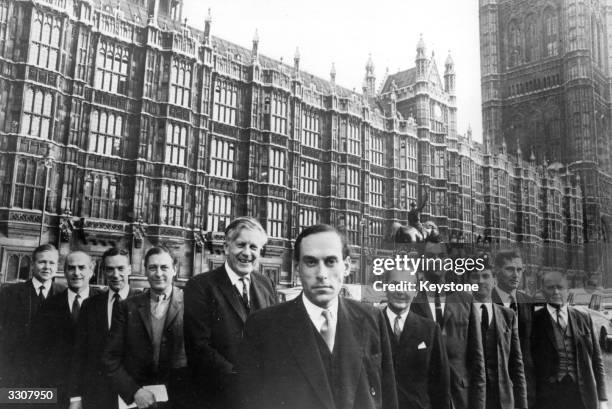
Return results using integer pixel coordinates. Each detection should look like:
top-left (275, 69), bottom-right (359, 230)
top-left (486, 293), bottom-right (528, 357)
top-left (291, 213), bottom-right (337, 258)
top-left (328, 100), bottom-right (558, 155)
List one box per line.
top-left (239, 277), bottom-right (250, 310)
top-left (434, 293), bottom-right (443, 328)
top-left (554, 305), bottom-right (566, 329)
top-left (71, 294), bottom-right (81, 323)
top-left (393, 314), bottom-right (402, 342)
top-left (481, 304), bottom-right (489, 347)
top-left (320, 309), bottom-right (335, 352)
top-left (38, 285), bottom-right (45, 305)
top-left (109, 292), bottom-right (120, 328)
top-left (509, 294), bottom-right (518, 313)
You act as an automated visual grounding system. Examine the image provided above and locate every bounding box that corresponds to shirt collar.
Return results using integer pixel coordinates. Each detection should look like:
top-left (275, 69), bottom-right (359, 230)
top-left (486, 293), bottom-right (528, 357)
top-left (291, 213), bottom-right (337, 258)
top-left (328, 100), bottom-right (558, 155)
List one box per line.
top-left (32, 277), bottom-right (50, 294)
top-left (495, 286), bottom-right (516, 302)
top-left (108, 285), bottom-right (130, 302)
top-left (546, 303), bottom-right (568, 317)
top-left (302, 293), bottom-right (338, 324)
top-left (150, 285), bottom-right (173, 301)
top-left (225, 261), bottom-right (250, 287)
top-left (385, 306), bottom-right (409, 325)
top-left (67, 286), bottom-right (90, 306)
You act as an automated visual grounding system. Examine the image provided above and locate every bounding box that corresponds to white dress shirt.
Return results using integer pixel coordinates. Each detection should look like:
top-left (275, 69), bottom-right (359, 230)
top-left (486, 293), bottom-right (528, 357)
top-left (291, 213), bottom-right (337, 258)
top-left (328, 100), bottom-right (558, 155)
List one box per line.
top-left (67, 287), bottom-right (90, 311)
top-left (302, 293), bottom-right (338, 334)
top-left (107, 286), bottom-right (131, 328)
top-left (385, 307), bottom-right (409, 335)
top-left (546, 303), bottom-right (568, 327)
top-left (225, 261), bottom-right (251, 302)
top-left (426, 291), bottom-right (446, 323)
top-left (494, 286), bottom-right (517, 309)
top-left (31, 277), bottom-right (51, 298)
top-left (474, 301), bottom-right (493, 326)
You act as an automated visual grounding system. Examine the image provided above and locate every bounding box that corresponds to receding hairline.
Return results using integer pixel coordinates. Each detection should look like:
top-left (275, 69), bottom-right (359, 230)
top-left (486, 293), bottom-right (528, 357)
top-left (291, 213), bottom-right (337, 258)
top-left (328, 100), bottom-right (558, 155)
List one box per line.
top-left (65, 251), bottom-right (92, 264)
top-left (225, 217), bottom-right (268, 243)
top-left (542, 270), bottom-right (567, 284)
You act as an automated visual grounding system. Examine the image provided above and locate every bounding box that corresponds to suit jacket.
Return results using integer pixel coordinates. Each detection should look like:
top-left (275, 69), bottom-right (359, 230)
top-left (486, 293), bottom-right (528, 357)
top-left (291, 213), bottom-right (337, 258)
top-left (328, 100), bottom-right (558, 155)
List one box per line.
top-left (531, 306), bottom-right (607, 409)
top-left (384, 309), bottom-right (450, 409)
top-left (492, 288), bottom-right (534, 407)
top-left (0, 279), bottom-right (64, 387)
top-left (184, 266), bottom-right (277, 405)
top-left (69, 288), bottom-right (139, 409)
top-left (102, 287), bottom-right (189, 407)
top-left (484, 303), bottom-right (527, 409)
top-left (410, 291), bottom-right (486, 409)
top-left (31, 287), bottom-right (102, 406)
top-left (236, 296), bottom-right (399, 409)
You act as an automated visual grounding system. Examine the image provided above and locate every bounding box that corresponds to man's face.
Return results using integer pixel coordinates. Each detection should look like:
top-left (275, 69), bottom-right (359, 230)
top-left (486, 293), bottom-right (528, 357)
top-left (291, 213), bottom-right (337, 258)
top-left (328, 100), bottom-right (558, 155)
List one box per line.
top-left (146, 252), bottom-right (176, 293)
top-left (424, 242), bottom-right (446, 280)
top-left (496, 257), bottom-right (523, 292)
top-left (32, 250), bottom-right (58, 283)
top-left (224, 228), bottom-right (266, 276)
top-left (64, 252), bottom-right (94, 293)
top-left (104, 254), bottom-right (131, 292)
top-left (542, 272), bottom-right (568, 306)
top-left (468, 268), bottom-right (494, 301)
top-left (386, 269), bottom-right (417, 313)
top-left (296, 231), bottom-right (349, 309)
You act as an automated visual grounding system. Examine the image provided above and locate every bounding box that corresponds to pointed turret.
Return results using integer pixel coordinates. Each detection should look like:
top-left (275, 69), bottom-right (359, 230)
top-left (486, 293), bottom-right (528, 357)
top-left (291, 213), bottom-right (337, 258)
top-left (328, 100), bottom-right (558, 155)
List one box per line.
top-left (364, 54), bottom-right (376, 97)
top-left (293, 47), bottom-right (300, 78)
top-left (330, 62), bottom-right (336, 85)
top-left (444, 51), bottom-right (456, 94)
top-left (416, 34), bottom-right (428, 81)
top-left (203, 8), bottom-right (212, 41)
top-left (251, 29), bottom-right (259, 63)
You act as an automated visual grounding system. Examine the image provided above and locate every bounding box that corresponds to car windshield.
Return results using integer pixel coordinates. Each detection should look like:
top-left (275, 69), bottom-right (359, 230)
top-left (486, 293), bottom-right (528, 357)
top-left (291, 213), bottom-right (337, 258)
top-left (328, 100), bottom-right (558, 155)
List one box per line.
top-left (603, 296), bottom-right (612, 309)
top-left (572, 293), bottom-right (592, 305)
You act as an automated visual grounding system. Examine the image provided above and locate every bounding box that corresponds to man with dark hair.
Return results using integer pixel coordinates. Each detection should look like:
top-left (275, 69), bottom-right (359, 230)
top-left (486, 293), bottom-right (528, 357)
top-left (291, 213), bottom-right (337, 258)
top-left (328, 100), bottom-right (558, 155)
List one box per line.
top-left (236, 224), bottom-right (398, 409)
top-left (0, 244), bottom-right (65, 387)
top-left (32, 251), bottom-right (100, 407)
top-left (103, 246), bottom-right (190, 409)
top-left (185, 216), bottom-right (277, 408)
top-left (384, 267), bottom-right (450, 409)
top-left (69, 247), bottom-right (138, 409)
top-left (532, 271), bottom-right (607, 409)
top-left (491, 249), bottom-right (534, 407)
top-left (409, 241), bottom-right (486, 409)
top-left (468, 264), bottom-right (527, 409)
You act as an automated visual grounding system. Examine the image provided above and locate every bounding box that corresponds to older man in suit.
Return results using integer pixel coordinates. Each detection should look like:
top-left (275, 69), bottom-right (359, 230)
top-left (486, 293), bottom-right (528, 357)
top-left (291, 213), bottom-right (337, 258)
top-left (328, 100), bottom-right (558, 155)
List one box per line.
top-left (69, 247), bottom-right (139, 409)
top-left (184, 217), bottom-right (277, 408)
top-left (531, 270), bottom-right (607, 409)
top-left (236, 224), bottom-right (398, 409)
top-left (103, 246), bottom-right (190, 409)
top-left (409, 241), bottom-right (486, 409)
top-left (31, 250), bottom-right (100, 407)
top-left (384, 267), bottom-right (449, 409)
top-left (490, 249), bottom-right (534, 407)
top-left (0, 244), bottom-right (64, 387)
top-left (468, 264), bottom-right (527, 409)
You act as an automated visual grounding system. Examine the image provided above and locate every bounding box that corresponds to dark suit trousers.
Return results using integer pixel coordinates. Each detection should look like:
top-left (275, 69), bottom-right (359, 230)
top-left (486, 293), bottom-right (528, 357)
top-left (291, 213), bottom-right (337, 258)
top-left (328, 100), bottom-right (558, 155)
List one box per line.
top-left (536, 376), bottom-right (585, 409)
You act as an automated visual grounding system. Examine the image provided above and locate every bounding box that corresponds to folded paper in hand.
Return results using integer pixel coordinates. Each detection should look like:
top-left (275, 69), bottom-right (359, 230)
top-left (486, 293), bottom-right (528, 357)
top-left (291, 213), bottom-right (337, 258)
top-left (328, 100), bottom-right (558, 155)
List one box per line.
top-left (118, 385), bottom-right (168, 409)
top-left (417, 341), bottom-right (427, 349)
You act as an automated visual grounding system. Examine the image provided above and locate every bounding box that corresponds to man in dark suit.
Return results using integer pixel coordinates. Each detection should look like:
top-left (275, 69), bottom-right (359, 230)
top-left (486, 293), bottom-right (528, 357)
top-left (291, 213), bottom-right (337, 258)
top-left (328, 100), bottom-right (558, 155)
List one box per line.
top-left (103, 246), bottom-right (190, 409)
top-left (409, 241), bottom-right (486, 409)
top-left (468, 264), bottom-right (527, 409)
top-left (69, 247), bottom-right (139, 409)
top-left (31, 250), bottom-right (100, 407)
top-left (0, 244), bottom-right (64, 387)
top-left (490, 249), bottom-right (534, 407)
top-left (383, 267), bottom-right (449, 409)
top-left (184, 217), bottom-right (277, 408)
top-left (531, 270), bottom-right (607, 409)
top-left (236, 224), bottom-right (398, 409)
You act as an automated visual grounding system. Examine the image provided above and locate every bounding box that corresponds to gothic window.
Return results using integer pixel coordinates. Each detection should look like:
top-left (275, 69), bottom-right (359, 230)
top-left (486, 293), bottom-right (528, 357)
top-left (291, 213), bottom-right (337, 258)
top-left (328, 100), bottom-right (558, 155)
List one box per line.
top-left (344, 120), bottom-right (360, 156)
top-left (13, 158), bottom-right (45, 209)
top-left (170, 59), bottom-right (192, 107)
top-left (21, 87), bottom-right (53, 139)
top-left (341, 167), bottom-right (359, 200)
top-left (369, 132), bottom-right (384, 166)
top-left (433, 149), bottom-right (445, 179)
top-left (508, 20), bottom-right (522, 67)
top-left (344, 213), bottom-right (359, 245)
top-left (300, 160), bottom-right (319, 195)
top-left (299, 208), bottom-right (318, 232)
top-left (524, 15), bottom-right (538, 62)
top-left (83, 174), bottom-right (117, 219)
top-left (268, 149), bottom-right (285, 185)
top-left (271, 93), bottom-right (287, 135)
top-left (210, 138), bottom-right (235, 179)
top-left (94, 41), bottom-right (129, 94)
top-left (369, 220), bottom-right (383, 249)
top-left (76, 30), bottom-right (89, 81)
top-left (161, 183), bottom-right (183, 226)
top-left (206, 193), bottom-right (232, 232)
top-left (568, 4), bottom-right (577, 50)
top-left (267, 200), bottom-right (283, 238)
top-left (369, 176), bottom-right (383, 208)
top-left (89, 109), bottom-right (123, 156)
top-left (29, 11), bottom-right (61, 70)
top-left (213, 79), bottom-right (237, 125)
top-left (301, 108), bottom-right (320, 148)
top-left (5, 253), bottom-right (31, 282)
top-left (165, 123), bottom-right (187, 166)
top-left (0, 1), bottom-right (9, 57)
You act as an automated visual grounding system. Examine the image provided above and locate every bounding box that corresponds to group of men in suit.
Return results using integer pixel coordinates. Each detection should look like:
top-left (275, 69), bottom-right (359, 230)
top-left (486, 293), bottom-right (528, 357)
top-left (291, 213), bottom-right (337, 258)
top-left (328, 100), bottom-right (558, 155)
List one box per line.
top-left (0, 219), bottom-right (608, 409)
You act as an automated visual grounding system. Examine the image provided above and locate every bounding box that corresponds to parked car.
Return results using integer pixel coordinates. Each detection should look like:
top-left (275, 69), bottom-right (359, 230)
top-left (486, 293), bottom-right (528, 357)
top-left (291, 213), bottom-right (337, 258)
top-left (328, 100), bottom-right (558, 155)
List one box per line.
top-left (577, 292), bottom-right (612, 352)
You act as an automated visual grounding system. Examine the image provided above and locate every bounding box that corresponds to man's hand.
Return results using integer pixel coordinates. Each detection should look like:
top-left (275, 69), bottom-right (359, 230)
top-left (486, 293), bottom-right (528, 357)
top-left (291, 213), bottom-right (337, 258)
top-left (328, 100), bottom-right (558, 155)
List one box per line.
top-left (68, 401), bottom-right (83, 409)
top-left (134, 388), bottom-right (156, 409)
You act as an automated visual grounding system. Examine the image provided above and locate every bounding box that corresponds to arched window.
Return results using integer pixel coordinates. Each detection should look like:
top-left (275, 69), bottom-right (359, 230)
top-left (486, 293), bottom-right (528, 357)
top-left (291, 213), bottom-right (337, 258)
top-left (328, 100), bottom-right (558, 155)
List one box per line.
top-left (508, 20), bottom-right (522, 67)
top-left (544, 8), bottom-right (559, 57)
top-left (525, 15), bottom-right (538, 62)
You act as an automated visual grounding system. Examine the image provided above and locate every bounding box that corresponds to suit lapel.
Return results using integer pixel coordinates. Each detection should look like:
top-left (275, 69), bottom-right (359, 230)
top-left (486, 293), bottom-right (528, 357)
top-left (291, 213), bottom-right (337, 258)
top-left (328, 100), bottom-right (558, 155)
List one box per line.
top-left (334, 299), bottom-right (365, 409)
top-left (542, 308), bottom-right (557, 347)
top-left (137, 294), bottom-right (153, 341)
top-left (215, 268), bottom-right (248, 323)
top-left (250, 274), bottom-right (270, 310)
top-left (284, 297), bottom-right (335, 409)
top-left (491, 288), bottom-right (504, 305)
top-left (411, 291), bottom-right (434, 321)
top-left (164, 288), bottom-right (182, 330)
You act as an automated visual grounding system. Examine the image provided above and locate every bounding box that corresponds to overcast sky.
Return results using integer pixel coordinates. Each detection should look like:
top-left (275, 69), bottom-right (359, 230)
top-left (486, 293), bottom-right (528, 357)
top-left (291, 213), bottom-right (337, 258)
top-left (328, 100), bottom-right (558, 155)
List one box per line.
top-left (182, 0), bottom-right (483, 141)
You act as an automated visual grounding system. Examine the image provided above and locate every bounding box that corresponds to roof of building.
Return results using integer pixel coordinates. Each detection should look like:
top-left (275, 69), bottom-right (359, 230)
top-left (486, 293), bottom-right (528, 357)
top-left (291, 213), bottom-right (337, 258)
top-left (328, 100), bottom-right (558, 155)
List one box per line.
top-left (380, 67), bottom-right (416, 94)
